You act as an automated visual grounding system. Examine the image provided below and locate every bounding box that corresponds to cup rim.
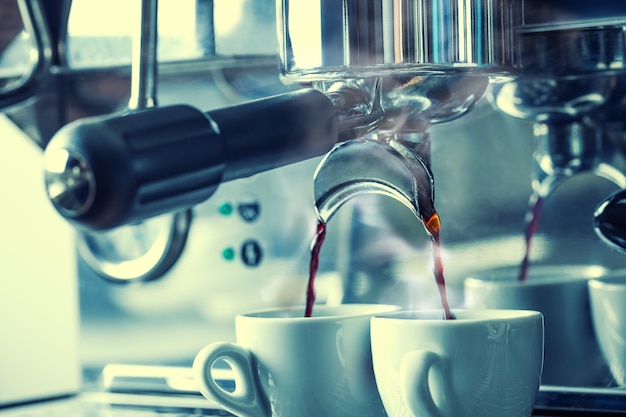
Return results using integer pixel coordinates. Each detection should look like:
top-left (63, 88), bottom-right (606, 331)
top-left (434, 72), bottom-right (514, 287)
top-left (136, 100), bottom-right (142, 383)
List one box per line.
top-left (237, 303), bottom-right (400, 321)
top-left (589, 269), bottom-right (626, 289)
top-left (371, 308), bottom-right (543, 323)
top-left (464, 264), bottom-right (607, 288)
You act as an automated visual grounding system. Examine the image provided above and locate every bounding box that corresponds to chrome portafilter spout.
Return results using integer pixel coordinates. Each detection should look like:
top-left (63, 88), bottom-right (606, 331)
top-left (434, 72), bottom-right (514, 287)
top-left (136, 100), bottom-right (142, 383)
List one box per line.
top-left (531, 121), bottom-right (626, 199)
top-left (313, 73), bottom-right (491, 226)
top-left (312, 126), bottom-right (440, 308)
top-left (313, 132), bottom-right (435, 227)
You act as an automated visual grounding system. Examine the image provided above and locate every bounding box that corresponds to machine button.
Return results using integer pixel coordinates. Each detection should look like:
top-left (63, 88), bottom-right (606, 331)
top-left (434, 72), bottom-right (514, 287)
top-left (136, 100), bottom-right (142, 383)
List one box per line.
top-left (237, 197), bottom-right (261, 222)
top-left (240, 239), bottom-right (263, 267)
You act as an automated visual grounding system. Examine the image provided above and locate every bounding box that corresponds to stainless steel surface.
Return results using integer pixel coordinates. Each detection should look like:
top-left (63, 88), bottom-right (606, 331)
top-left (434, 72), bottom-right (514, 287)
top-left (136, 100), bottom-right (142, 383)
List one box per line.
top-left (516, 19), bottom-right (626, 78)
top-left (277, 0), bottom-right (523, 82)
top-left (531, 121), bottom-right (626, 198)
top-left (491, 19), bottom-right (626, 198)
top-left (314, 136), bottom-right (434, 224)
top-left (278, 0), bottom-right (507, 261)
top-left (489, 17), bottom-right (626, 260)
top-left (377, 74), bottom-right (489, 129)
top-left (490, 20), bottom-right (626, 123)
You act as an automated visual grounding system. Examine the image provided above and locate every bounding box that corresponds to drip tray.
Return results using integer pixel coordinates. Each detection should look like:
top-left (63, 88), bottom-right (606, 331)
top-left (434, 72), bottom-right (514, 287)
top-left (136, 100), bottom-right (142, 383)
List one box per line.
top-left (534, 386), bottom-right (626, 416)
top-left (0, 392), bottom-right (232, 416)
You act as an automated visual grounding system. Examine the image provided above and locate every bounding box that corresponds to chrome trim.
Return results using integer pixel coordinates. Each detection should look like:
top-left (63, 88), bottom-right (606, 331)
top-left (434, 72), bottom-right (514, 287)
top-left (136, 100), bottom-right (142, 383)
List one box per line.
top-left (277, 0), bottom-right (523, 82)
top-left (77, 210), bottom-right (192, 283)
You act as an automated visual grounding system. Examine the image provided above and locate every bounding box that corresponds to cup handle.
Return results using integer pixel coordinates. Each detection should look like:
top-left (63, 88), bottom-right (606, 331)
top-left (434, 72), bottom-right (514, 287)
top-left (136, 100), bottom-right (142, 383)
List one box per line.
top-left (400, 350), bottom-right (454, 417)
top-left (193, 342), bottom-right (268, 417)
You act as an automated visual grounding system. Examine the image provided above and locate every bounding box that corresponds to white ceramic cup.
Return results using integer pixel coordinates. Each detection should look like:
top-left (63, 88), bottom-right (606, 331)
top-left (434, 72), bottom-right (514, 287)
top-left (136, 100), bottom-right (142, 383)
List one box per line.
top-left (371, 309), bottom-right (544, 417)
top-left (589, 270), bottom-right (626, 386)
top-left (193, 304), bottom-right (398, 417)
top-left (464, 264), bottom-right (609, 386)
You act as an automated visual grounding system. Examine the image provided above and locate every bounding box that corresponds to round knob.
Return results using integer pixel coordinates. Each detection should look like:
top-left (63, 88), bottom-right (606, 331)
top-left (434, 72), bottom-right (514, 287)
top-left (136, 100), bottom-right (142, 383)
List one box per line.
top-left (43, 104), bottom-right (224, 231)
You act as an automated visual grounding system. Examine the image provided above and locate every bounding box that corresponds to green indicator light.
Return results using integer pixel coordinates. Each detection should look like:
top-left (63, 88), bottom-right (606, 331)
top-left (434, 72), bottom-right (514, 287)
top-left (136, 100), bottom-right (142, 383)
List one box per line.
top-left (218, 202), bottom-right (233, 216)
top-left (222, 247), bottom-right (235, 261)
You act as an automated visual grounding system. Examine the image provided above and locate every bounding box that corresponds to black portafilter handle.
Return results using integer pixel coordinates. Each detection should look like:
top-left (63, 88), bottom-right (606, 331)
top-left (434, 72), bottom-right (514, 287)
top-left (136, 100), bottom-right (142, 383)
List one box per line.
top-left (43, 89), bottom-right (339, 231)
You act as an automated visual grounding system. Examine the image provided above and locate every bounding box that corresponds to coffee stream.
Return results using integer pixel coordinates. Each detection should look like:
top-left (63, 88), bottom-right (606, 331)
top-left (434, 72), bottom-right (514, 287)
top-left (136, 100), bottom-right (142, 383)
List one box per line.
top-left (305, 212), bottom-right (455, 320)
top-left (518, 194), bottom-right (544, 282)
top-left (423, 212), bottom-right (455, 320)
top-left (305, 221), bottom-right (327, 317)
top-left (306, 177), bottom-right (543, 316)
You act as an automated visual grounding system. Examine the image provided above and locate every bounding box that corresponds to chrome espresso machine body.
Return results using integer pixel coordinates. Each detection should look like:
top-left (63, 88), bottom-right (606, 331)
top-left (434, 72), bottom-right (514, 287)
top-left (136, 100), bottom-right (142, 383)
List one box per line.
top-left (4, 0), bottom-right (626, 415)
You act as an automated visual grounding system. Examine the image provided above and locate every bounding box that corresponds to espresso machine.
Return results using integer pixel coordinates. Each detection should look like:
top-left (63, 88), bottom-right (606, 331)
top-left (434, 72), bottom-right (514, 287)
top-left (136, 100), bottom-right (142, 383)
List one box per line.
top-left (4, 0), bottom-right (626, 415)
